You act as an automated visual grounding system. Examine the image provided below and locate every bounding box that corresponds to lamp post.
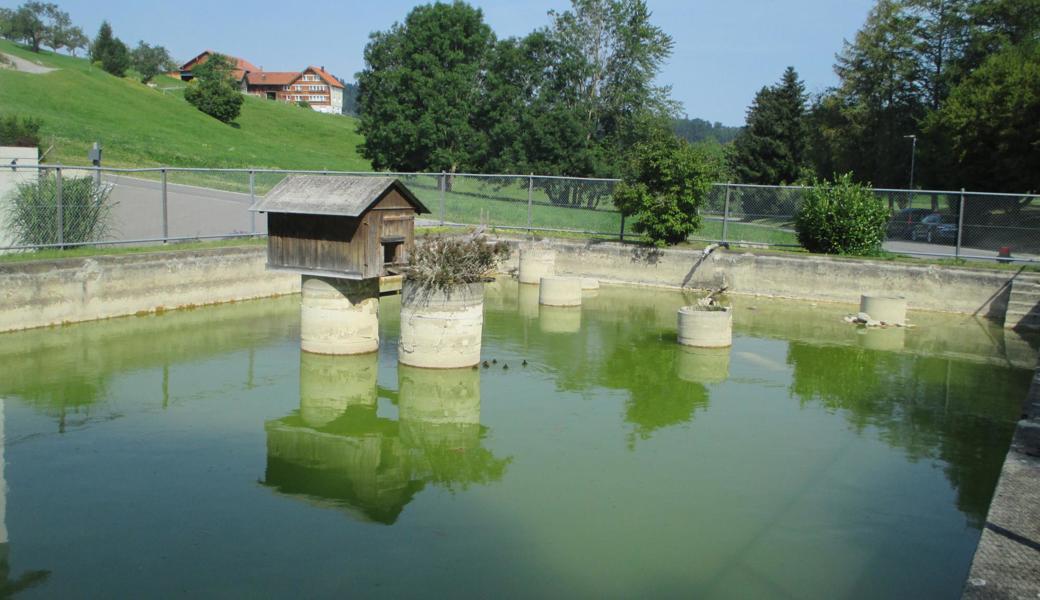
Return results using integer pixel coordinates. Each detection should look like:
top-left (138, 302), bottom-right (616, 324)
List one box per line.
top-left (903, 134), bottom-right (917, 190)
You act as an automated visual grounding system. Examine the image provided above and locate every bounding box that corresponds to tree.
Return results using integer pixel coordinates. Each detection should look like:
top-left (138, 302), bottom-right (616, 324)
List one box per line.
top-left (672, 117), bottom-right (740, 144)
top-left (924, 42), bottom-right (1040, 194)
top-left (63, 26), bottom-right (87, 56)
top-left (1, 2), bottom-right (67, 53)
top-left (613, 131), bottom-right (715, 246)
top-left (90, 21), bottom-right (129, 77)
top-left (730, 66), bottom-right (810, 186)
top-left (357, 1), bottom-right (495, 173)
top-left (183, 53), bottom-right (244, 123)
top-left (130, 41), bottom-right (174, 83)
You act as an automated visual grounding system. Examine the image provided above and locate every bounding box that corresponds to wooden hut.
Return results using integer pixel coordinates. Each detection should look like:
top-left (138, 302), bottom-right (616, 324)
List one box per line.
top-left (251, 175), bottom-right (429, 280)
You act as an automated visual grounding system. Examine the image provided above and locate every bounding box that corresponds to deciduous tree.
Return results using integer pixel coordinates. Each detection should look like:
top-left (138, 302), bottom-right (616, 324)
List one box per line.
top-left (183, 53), bottom-right (244, 123)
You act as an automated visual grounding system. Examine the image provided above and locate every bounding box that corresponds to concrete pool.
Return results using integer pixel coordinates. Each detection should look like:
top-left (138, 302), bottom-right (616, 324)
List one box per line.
top-left (0, 278), bottom-right (1031, 598)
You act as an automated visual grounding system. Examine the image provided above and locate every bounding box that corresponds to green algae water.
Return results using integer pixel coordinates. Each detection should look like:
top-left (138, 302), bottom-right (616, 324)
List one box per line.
top-left (0, 279), bottom-right (1032, 598)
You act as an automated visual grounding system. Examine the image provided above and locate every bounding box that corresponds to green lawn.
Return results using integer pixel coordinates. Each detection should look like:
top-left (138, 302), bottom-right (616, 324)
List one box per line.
top-left (0, 40), bottom-right (369, 171)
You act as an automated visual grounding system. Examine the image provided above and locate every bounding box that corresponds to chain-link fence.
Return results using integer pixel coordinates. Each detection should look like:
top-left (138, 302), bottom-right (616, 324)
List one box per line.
top-left (1, 165), bottom-right (1038, 262)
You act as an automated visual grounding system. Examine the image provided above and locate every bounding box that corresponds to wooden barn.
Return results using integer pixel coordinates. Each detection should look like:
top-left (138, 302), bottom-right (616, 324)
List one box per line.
top-left (250, 176), bottom-right (429, 280)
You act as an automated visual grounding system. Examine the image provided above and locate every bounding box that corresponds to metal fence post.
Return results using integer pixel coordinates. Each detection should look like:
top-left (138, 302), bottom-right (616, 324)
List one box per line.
top-left (619, 213), bottom-right (625, 242)
top-left (55, 166), bottom-right (64, 248)
top-left (956, 188), bottom-right (965, 259)
top-left (722, 183), bottom-right (732, 242)
top-left (249, 170), bottom-right (256, 235)
top-left (439, 171), bottom-right (446, 226)
top-left (161, 168), bottom-right (169, 243)
top-left (527, 173), bottom-right (534, 233)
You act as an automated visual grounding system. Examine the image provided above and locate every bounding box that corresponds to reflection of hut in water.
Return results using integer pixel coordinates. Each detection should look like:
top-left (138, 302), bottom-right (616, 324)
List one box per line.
top-left (299, 353), bottom-right (378, 427)
top-left (263, 406), bottom-right (420, 525)
top-left (677, 346), bottom-right (731, 385)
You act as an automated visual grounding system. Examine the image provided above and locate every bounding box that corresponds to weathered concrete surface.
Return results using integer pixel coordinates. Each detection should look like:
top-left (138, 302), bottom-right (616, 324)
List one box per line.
top-left (0, 245), bottom-right (299, 333)
top-left (962, 368), bottom-right (1040, 600)
top-left (518, 245), bottom-right (555, 285)
top-left (678, 306), bottom-right (733, 348)
top-left (860, 294), bottom-right (908, 325)
top-left (299, 352), bottom-right (378, 427)
top-left (398, 281), bottom-right (484, 368)
top-left (300, 275), bottom-right (380, 355)
top-left (493, 238), bottom-right (1017, 322)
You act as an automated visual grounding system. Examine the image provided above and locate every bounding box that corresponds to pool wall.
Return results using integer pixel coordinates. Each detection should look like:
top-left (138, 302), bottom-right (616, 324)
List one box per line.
top-left (497, 238), bottom-right (1016, 321)
top-left (0, 246), bottom-right (299, 332)
top-left (0, 238), bottom-right (1029, 334)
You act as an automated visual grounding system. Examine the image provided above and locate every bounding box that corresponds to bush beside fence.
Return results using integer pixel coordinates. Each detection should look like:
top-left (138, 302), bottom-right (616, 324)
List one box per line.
top-left (1, 165), bottom-right (1038, 261)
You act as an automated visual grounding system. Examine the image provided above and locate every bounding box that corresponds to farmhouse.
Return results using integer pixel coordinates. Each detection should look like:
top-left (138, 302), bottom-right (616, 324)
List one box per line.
top-left (176, 51), bottom-right (346, 115)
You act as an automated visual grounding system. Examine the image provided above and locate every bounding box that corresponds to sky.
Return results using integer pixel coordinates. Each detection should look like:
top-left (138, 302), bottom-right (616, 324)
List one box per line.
top-left (6, 0), bottom-right (877, 125)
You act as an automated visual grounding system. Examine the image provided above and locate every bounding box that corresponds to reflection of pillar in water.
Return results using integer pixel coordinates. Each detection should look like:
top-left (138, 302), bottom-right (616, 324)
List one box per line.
top-left (299, 352), bottom-right (378, 427)
top-left (856, 326), bottom-right (906, 352)
top-left (677, 346), bottom-right (731, 385)
top-left (398, 366), bottom-right (481, 451)
top-left (518, 282), bottom-right (541, 320)
top-left (539, 305), bottom-right (582, 334)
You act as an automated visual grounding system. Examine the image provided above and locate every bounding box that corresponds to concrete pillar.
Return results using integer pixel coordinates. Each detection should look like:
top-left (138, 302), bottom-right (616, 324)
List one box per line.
top-left (677, 347), bottom-right (731, 385)
top-left (300, 275), bottom-right (380, 355)
top-left (677, 306), bottom-right (733, 348)
top-left (540, 305), bottom-right (582, 334)
top-left (519, 246), bottom-right (555, 285)
top-left (859, 294), bottom-right (908, 326)
top-left (539, 276), bottom-right (582, 307)
top-left (399, 281), bottom-right (484, 369)
top-left (299, 352), bottom-right (378, 427)
top-left (398, 365), bottom-right (481, 450)
top-left (581, 278), bottom-right (600, 291)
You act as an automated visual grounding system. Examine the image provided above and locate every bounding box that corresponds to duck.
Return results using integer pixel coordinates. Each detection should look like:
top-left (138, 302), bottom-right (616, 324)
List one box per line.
top-left (521, 360), bottom-right (528, 367)
top-left (502, 363), bottom-right (509, 370)
top-left (482, 360), bottom-right (490, 368)
top-left (492, 358), bottom-right (498, 365)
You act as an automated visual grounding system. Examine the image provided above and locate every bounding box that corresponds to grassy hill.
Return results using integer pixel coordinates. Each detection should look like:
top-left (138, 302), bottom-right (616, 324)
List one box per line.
top-left (0, 39), bottom-right (370, 171)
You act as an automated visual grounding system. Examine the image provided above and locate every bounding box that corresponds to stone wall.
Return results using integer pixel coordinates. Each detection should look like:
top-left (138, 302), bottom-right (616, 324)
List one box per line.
top-left (498, 238), bottom-right (1016, 321)
top-left (0, 245), bottom-right (299, 333)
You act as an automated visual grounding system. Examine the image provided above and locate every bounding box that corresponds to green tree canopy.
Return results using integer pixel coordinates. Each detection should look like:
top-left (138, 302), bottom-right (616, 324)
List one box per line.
top-left (90, 20), bottom-right (130, 77)
top-left (0, 1), bottom-right (68, 53)
top-left (730, 66), bottom-right (810, 185)
top-left (614, 128), bottom-right (716, 246)
top-left (183, 53), bottom-right (244, 123)
top-left (130, 41), bottom-right (175, 83)
top-left (357, 1), bottom-right (495, 173)
top-left (925, 41), bottom-right (1040, 193)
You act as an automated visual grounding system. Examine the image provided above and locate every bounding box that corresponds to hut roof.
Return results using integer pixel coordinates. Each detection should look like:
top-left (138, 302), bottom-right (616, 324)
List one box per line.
top-left (250, 175), bottom-right (430, 216)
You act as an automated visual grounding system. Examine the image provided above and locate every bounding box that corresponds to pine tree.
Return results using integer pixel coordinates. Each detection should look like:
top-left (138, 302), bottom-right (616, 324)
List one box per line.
top-left (730, 66), bottom-right (809, 186)
top-left (90, 21), bottom-right (129, 77)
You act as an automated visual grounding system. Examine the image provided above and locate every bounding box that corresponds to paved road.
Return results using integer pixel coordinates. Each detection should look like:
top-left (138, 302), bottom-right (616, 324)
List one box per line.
top-left (102, 175), bottom-right (265, 241)
top-left (0, 52), bottom-right (56, 74)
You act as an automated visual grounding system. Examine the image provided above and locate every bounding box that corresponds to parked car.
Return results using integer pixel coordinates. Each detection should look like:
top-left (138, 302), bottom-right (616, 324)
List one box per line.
top-left (911, 213), bottom-right (958, 243)
top-left (887, 208), bottom-right (934, 238)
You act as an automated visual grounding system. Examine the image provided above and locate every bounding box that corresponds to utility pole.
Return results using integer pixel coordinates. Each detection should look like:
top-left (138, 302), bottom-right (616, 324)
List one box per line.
top-left (903, 134), bottom-right (917, 190)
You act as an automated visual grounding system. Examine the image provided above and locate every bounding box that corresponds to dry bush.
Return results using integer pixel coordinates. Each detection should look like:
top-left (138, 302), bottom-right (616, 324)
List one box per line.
top-left (404, 235), bottom-right (507, 293)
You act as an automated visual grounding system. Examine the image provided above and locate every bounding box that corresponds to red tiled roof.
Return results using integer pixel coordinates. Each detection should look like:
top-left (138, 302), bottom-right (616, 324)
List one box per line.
top-left (180, 50), bottom-right (259, 78)
top-left (246, 71), bottom-right (299, 86)
top-left (305, 66), bottom-right (345, 89)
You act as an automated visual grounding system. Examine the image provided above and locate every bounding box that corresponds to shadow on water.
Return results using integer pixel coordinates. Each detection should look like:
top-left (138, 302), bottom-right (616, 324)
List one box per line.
top-left (261, 353), bottom-right (510, 524)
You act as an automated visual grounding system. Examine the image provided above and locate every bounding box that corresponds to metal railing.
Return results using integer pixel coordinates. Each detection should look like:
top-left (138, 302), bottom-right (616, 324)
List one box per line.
top-left (1, 164), bottom-right (1038, 262)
